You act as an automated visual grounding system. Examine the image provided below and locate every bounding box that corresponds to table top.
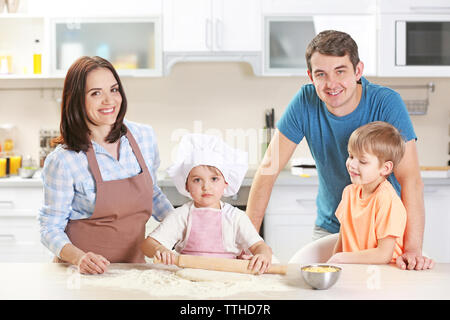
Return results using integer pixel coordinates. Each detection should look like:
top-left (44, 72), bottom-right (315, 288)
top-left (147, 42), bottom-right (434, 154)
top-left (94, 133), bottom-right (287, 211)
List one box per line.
top-left (0, 262), bottom-right (449, 300)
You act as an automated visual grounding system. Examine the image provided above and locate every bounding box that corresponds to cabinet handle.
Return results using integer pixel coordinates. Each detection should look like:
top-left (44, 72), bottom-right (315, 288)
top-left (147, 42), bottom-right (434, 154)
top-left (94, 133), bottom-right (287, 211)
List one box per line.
top-left (215, 19), bottom-right (222, 50)
top-left (295, 199), bottom-right (316, 206)
top-left (205, 18), bottom-right (212, 50)
top-left (0, 200), bottom-right (14, 209)
top-left (0, 234), bottom-right (16, 242)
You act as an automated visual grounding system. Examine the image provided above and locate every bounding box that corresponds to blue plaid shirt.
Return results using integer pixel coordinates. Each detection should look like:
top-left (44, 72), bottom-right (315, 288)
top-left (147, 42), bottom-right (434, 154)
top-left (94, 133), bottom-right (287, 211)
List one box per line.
top-left (38, 120), bottom-right (173, 257)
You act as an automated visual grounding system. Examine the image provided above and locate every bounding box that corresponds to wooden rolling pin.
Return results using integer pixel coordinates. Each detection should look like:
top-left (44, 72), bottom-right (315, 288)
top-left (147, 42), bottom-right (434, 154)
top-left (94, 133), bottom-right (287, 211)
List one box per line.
top-left (153, 254), bottom-right (287, 275)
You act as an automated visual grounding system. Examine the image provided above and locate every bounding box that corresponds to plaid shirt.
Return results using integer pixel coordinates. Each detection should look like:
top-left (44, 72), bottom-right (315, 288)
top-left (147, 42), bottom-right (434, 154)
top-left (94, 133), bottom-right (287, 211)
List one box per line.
top-left (38, 120), bottom-right (173, 257)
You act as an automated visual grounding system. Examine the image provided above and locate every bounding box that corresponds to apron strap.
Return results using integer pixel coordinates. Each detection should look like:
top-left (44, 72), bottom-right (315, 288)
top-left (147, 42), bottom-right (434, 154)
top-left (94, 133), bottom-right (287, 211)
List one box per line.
top-left (125, 126), bottom-right (150, 174)
top-left (85, 144), bottom-right (104, 183)
top-left (85, 125), bottom-right (151, 184)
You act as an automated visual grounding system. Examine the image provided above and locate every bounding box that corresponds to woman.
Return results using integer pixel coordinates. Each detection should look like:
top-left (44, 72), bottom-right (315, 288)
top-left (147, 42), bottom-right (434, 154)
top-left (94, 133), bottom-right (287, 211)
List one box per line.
top-left (38, 56), bottom-right (173, 274)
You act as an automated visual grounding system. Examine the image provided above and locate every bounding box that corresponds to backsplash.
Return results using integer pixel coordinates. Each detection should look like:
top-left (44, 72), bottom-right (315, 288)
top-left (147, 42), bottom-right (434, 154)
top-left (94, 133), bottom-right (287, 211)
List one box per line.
top-left (0, 62), bottom-right (448, 170)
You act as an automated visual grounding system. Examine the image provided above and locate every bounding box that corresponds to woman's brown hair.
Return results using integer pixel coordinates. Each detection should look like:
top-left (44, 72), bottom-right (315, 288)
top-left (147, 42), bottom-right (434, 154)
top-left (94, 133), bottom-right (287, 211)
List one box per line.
top-left (53, 56), bottom-right (127, 152)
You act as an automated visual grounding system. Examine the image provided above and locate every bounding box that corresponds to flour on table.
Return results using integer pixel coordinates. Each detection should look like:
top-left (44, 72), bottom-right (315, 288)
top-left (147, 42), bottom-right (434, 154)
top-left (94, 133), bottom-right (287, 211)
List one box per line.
top-left (175, 268), bottom-right (255, 282)
top-left (80, 266), bottom-right (294, 298)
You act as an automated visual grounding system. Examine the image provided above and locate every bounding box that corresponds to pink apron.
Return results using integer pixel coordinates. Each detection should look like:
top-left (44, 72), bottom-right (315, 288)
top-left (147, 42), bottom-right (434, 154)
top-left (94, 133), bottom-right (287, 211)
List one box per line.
top-left (180, 206), bottom-right (236, 259)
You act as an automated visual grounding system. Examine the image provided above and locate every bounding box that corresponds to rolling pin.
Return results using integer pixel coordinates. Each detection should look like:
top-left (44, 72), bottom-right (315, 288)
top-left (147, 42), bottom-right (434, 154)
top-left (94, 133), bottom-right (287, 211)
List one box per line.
top-left (153, 254), bottom-right (287, 275)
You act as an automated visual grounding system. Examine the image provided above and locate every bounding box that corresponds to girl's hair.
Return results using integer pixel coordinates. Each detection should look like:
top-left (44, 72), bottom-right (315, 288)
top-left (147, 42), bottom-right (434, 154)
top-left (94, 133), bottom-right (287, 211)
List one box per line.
top-left (348, 121), bottom-right (406, 168)
top-left (305, 30), bottom-right (360, 73)
top-left (53, 56), bottom-right (127, 152)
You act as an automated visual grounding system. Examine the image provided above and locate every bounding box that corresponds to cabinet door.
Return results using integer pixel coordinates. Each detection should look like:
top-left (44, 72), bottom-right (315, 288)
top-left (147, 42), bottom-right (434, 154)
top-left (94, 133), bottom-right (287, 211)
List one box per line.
top-left (313, 15), bottom-right (376, 76)
top-left (163, 0), bottom-right (212, 51)
top-left (264, 15), bottom-right (376, 76)
top-left (51, 17), bottom-right (162, 76)
top-left (264, 17), bottom-right (315, 74)
top-left (263, 214), bottom-right (316, 263)
top-left (423, 185), bottom-right (450, 263)
top-left (212, 0), bottom-right (262, 51)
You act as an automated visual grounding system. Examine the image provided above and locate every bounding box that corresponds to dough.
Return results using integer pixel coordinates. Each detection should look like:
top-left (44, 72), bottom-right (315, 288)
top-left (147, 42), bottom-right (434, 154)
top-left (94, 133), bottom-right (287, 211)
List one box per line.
top-left (176, 268), bottom-right (254, 282)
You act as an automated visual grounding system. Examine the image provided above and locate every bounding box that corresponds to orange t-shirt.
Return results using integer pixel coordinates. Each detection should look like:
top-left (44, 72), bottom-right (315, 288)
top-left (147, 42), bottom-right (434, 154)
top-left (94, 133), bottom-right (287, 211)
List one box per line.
top-left (335, 180), bottom-right (407, 262)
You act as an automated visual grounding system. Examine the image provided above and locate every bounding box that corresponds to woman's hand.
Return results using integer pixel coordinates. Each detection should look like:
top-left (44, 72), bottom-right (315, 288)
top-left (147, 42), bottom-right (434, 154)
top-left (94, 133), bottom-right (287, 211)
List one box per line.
top-left (77, 252), bottom-right (110, 274)
top-left (154, 249), bottom-right (177, 265)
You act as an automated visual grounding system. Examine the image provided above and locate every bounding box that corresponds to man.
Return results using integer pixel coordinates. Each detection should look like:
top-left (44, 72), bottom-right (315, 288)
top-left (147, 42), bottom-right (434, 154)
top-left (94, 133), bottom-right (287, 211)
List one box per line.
top-left (246, 30), bottom-right (433, 270)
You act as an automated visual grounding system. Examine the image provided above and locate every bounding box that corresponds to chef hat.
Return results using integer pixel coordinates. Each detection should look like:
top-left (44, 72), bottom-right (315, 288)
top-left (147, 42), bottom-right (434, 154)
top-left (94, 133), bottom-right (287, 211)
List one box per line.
top-left (167, 133), bottom-right (248, 198)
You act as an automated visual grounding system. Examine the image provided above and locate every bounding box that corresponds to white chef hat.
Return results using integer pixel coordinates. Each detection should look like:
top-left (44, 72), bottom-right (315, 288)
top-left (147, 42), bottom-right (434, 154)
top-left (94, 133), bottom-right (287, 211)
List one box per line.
top-left (167, 133), bottom-right (248, 198)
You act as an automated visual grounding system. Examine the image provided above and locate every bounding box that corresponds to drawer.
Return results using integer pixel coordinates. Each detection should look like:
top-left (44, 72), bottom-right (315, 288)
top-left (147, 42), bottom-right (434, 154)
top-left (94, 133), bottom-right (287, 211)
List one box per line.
top-left (0, 216), bottom-right (41, 244)
top-left (267, 185), bottom-right (318, 214)
top-left (0, 187), bottom-right (43, 213)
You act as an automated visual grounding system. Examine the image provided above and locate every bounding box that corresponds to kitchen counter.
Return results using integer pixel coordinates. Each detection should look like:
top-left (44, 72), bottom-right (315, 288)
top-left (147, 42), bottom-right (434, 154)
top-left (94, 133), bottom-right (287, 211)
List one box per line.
top-left (1, 170), bottom-right (449, 188)
top-left (0, 262), bottom-right (449, 300)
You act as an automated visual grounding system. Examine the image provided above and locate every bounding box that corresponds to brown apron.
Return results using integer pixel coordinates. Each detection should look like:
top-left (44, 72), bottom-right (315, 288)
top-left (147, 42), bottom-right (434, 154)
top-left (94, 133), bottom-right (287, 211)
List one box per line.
top-left (58, 128), bottom-right (153, 263)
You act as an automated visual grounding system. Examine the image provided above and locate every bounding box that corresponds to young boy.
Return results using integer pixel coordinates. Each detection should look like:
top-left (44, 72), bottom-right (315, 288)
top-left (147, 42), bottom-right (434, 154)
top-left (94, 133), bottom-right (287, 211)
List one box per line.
top-left (328, 121), bottom-right (408, 264)
top-left (141, 134), bottom-right (273, 274)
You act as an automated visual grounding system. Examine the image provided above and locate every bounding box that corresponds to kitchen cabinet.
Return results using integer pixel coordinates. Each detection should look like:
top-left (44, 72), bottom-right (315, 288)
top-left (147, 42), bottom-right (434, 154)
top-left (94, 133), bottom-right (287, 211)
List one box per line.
top-left (50, 17), bottom-right (162, 77)
top-left (0, 184), bottom-right (52, 262)
top-left (0, 0), bottom-right (163, 78)
top-left (422, 182), bottom-right (450, 263)
top-left (263, 182), bottom-right (318, 263)
top-left (163, 0), bottom-right (262, 52)
top-left (263, 15), bottom-right (376, 76)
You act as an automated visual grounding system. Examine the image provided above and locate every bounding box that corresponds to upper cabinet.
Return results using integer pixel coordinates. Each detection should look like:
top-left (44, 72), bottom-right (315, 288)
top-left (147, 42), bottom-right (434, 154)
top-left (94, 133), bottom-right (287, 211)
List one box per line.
top-left (50, 17), bottom-right (162, 77)
top-left (162, 0), bottom-right (262, 75)
top-left (0, 0), bottom-right (163, 78)
top-left (1, 0), bottom-right (450, 78)
top-left (262, 0), bottom-right (377, 76)
top-left (163, 0), bottom-right (262, 52)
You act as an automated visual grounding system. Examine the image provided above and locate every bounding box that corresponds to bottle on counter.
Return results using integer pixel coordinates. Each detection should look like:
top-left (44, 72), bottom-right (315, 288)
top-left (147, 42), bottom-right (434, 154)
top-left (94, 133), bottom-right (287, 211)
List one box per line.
top-left (33, 39), bottom-right (42, 75)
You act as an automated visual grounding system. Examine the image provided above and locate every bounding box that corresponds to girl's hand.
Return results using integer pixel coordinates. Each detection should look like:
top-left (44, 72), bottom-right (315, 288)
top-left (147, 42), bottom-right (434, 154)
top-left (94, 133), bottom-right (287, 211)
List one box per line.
top-left (77, 252), bottom-right (110, 274)
top-left (154, 249), bottom-right (176, 265)
top-left (248, 254), bottom-right (272, 275)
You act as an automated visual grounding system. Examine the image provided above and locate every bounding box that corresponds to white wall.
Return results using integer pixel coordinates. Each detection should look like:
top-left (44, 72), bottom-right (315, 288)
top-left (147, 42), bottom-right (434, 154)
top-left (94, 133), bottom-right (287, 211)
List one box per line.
top-left (0, 62), bottom-right (448, 171)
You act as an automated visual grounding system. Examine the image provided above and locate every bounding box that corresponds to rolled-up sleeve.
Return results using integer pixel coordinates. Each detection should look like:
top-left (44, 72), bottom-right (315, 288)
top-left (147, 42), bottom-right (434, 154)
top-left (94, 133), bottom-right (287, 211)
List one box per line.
top-left (38, 151), bottom-right (74, 258)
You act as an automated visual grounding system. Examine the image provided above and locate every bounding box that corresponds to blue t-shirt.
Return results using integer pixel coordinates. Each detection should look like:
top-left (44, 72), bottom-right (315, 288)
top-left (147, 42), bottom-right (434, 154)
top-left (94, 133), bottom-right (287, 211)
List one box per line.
top-left (276, 77), bottom-right (416, 233)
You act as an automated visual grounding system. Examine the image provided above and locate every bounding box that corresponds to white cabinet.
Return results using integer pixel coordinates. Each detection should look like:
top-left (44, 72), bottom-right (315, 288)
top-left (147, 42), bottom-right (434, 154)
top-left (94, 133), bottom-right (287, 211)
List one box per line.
top-left (0, 184), bottom-right (52, 262)
top-left (0, 0), bottom-right (163, 78)
top-left (262, 0), bottom-right (376, 76)
top-left (50, 17), bottom-right (162, 77)
top-left (263, 15), bottom-right (376, 76)
top-left (263, 183), bottom-right (318, 263)
top-left (422, 182), bottom-right (450, 263)
top-left (163, 0), bottom-right (262, 52)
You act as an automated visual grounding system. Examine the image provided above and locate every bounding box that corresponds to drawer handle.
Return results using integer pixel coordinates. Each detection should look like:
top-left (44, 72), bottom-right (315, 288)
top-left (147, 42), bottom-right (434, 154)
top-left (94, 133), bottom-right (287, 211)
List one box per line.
top-left (296, 199), bottom-right (315, 204)
top-left (0, 234), bottom-right (16, 242)
top-left (0, 200), bottom-right (14, 209)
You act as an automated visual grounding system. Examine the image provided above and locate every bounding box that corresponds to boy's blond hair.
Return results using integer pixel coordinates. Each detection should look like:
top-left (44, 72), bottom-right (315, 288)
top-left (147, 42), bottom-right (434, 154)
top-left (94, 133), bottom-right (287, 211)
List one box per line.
top-left (348, 121), bottom-right (406, 169)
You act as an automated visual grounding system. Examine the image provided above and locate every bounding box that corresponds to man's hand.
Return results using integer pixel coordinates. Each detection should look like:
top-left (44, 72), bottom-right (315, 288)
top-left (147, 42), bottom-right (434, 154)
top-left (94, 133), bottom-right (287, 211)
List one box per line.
top-left (395, 251), bottom-right (434, 270)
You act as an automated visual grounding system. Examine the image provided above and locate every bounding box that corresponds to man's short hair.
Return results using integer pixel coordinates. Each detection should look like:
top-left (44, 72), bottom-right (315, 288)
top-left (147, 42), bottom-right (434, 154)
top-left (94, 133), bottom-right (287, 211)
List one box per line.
top-left (348, 121), bottom-right (406, 169)
top-left (305, 30), bottom-right (360, 73)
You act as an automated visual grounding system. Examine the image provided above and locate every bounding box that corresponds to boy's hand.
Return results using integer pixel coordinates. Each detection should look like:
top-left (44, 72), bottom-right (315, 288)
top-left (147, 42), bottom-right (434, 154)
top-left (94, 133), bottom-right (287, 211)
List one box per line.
top-left (248, 254), bottom-right (272, 274)
top-left (154, 249), bottom-right (176, 265)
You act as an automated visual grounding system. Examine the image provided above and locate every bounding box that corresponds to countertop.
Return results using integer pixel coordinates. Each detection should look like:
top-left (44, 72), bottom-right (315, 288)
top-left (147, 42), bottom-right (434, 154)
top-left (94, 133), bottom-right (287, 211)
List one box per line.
top-left (1, 170), bottom-right (449, 188)
top-left (0, 262), bottom-right (449, 300)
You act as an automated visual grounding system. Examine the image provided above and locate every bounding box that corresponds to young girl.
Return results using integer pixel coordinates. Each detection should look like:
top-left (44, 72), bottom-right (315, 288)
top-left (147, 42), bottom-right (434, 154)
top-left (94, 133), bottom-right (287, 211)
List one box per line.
top-left (141, 134), bottom-right (273, 274)
top-left (328, 121), bottom-right (408, 264)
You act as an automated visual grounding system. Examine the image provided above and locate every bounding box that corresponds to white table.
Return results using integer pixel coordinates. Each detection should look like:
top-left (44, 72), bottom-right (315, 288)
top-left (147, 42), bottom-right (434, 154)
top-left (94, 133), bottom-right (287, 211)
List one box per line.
top-left (0, 262), bottom-right (448, 300)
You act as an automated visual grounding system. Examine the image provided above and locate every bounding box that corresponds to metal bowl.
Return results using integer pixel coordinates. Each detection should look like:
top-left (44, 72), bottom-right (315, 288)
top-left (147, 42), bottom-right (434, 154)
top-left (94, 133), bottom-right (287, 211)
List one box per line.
top-left (301, 264), bottom-right (342, 290)
top-left (18, 167), bottom-right (38, 179)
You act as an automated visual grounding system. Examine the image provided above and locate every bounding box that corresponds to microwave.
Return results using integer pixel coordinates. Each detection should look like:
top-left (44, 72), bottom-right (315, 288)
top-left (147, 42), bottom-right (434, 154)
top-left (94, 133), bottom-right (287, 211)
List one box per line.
top-left (379, 13), bottom-right (450, 77)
